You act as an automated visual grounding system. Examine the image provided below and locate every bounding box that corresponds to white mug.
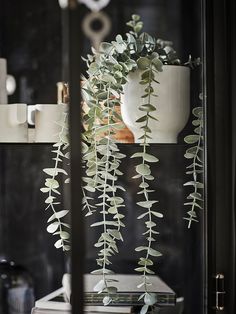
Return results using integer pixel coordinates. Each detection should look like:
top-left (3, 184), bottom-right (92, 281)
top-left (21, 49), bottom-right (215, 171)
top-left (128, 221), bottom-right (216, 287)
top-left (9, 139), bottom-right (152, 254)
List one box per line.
top-left (27, 104), bottom-right (68, 142)
top-left (0, 104), bottom-right (27, 142)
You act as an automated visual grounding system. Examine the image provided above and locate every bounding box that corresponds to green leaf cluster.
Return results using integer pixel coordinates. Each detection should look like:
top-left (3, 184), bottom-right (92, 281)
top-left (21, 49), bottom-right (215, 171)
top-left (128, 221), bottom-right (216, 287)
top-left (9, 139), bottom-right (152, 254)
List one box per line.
top-left (42, 13), bottom-right (199, 310)
top-left (81, 14), bottom-right (184, 307)
top-left (82, 75), bottom-right (128, 301)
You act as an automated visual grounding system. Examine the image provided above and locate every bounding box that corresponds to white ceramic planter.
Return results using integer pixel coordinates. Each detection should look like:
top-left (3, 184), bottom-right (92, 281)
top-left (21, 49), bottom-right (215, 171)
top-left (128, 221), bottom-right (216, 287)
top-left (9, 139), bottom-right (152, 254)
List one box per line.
top-left (0, 58), bottom-right (7, 104)
top-left (0, 104), bottom-right (27, 142)
top-left (28, 104), bottom-right (68, 143)
top-left (121, 65), bottom-right (190, 143)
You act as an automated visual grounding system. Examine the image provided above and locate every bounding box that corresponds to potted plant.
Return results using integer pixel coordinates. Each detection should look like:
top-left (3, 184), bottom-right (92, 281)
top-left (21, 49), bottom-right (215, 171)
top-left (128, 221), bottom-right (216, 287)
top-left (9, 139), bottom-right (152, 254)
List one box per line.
top-left (121, 64), bottom-right (190, 143)
top-left (41, 15), bottom-right (200, 313)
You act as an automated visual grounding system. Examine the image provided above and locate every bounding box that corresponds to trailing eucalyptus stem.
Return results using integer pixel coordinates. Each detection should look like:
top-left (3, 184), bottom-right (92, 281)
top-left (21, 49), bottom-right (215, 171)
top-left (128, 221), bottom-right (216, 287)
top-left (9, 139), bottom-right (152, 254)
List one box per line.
top-left (183, 104), bottom-right (204, 228)
top-left (41, 111), bottom-right (70, 251)
top-left (131, 60), bottom-right (163, 313)
top-left (41, 13), bottom-right (200, 313)
top-left (81, 14), bottom-right (184, 310)
top-left (82, 76), bottom-right (126, 303)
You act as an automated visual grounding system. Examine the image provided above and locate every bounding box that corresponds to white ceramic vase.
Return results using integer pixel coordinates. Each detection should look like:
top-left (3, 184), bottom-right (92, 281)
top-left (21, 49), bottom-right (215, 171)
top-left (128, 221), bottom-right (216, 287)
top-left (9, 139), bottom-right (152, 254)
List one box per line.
top-left (27, 104), bottom-right (68, 143)
top-left (0, 104), bottom-right (28, 142)
top-left (121, 65), bottom-right (190, 143)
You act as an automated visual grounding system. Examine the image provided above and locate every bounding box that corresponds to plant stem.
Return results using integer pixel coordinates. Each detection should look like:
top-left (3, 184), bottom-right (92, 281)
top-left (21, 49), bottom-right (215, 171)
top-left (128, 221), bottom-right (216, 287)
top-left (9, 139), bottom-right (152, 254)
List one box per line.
top-left (101, 84), bottom-right (112, 294)
top-left (137, 63), bottom-right (160, 295)
top-left (48, 112), bottom-right (69, 250)
top-left (187, 115), bottom-right (203, 228)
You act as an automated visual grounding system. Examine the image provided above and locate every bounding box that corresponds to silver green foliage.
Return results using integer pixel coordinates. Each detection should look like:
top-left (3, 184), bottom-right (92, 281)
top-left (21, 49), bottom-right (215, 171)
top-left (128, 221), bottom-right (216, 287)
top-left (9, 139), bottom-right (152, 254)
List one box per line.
top-left (82, 58), bottom-right (127, 304)
top-left (82, 14), bottom-right (165, 310)
top-left (83, 130), bottom-right (126, 305)
top-left (81, 14), bottom-right (167, 310)
top-left (81, 14), bottom-right (192, 312)
top-left (183, 104), bottom-right (204, 228)
top-left (132, 50), bottom-right (163, 314)
top-left (41, 111), bottom-right (71, 251)
top-left (41, 13), bottom-right (198, 313)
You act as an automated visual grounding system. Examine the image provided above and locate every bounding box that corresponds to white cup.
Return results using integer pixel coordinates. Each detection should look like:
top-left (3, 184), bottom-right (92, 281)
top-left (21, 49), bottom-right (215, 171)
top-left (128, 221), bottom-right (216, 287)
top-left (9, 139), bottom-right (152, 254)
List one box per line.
top-left (0, 104), bottom-right (28, 142)
top-left (27, 104), bottom-right (68, 142)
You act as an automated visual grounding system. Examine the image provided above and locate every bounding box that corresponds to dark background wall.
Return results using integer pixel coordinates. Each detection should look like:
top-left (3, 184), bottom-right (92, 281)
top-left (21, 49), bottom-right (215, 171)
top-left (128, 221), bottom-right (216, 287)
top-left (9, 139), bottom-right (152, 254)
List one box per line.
top-left (0, 0), bottom-right (62, 104)
top-left (0, 0), bottom-right (65, 299)
top-left (0, 145), bottom-right (67, 298)
top-left (0, 1), bottom-right (204, 313)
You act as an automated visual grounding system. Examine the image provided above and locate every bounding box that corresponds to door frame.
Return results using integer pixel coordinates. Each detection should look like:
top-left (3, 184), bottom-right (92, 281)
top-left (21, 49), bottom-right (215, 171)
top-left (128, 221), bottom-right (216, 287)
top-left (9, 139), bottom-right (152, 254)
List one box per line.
top-left (205, 0), bottom-right (236, 313)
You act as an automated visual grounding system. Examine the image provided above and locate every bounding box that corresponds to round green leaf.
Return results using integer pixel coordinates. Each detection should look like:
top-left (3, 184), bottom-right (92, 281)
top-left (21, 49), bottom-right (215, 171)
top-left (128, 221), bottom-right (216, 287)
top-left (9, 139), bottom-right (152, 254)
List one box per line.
top-left (45, 178), bottom-right (59, 189)
top-left (184, 135), bottom-right (199, 144)
top-left (137, 57), bottom-right (151, 70)
top-left (140, 305), bottom-right (149, 314)
top-left (148, 248), bottom-right (162, 257)
top-left (93, 280), bottom-right (105, 292)
top-left (192, 107), bottom-right (203, 117)
top-left (144, 293), bottom-right (157, 305)
top-left (60, 231), bottom-right (70, 240)
top-left (137, 200), bottom-right (158, 208)
top-left (152, 57), bottom-right (163, 72)
top-left (143, 153), bottom-right (159, 163)
top-left (54, 239), bottom-right (63, 249)
top-left (103, 296), bottom-right (112, 306)
top-left (135, 246), bottom-right (148, 252)
top-left (47, 222), bottom-right (59, 234)
top-left (136, 164), bottom-right (151, 176)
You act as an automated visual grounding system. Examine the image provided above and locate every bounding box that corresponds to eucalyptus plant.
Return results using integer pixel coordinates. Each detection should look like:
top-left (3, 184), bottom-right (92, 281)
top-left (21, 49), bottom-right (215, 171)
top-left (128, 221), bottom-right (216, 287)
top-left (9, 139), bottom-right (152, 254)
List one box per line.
top-left (41, 14), bottom-right (200, 314)
top-left (183, 95), bottom-right (204, 228)
top-left (41, 110), bottom-right (71, 250)
top-left (81, 14), bottom-right (181, 311)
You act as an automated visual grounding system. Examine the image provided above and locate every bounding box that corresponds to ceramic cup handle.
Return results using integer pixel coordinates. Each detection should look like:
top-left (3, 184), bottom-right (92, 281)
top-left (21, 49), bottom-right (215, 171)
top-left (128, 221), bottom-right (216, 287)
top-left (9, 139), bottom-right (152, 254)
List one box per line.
top-left (27, 105), bottom-right (36, 125)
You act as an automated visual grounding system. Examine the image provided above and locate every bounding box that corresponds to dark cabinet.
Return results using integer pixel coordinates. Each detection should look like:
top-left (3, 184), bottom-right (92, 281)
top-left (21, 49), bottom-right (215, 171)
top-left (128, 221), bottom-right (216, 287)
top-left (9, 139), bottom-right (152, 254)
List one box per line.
top-left (0, 0), bottom-right (235, 313)
top-left (68, 0), bottom-right (236, 314)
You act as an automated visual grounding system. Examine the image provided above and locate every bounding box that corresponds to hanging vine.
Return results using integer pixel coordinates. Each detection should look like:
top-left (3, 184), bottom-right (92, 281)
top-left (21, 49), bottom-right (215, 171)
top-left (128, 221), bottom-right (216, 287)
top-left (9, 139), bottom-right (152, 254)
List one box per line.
top-left (183, 103), bottom-right (204, 228)
top-left (41, 111), bottom-right (70, 251)
top-left (41, 14), bottom-right (200, 313)
top-left (82, 71), bottom-right (127, 304)
top-left (131, 59), bottom-right (163, 313)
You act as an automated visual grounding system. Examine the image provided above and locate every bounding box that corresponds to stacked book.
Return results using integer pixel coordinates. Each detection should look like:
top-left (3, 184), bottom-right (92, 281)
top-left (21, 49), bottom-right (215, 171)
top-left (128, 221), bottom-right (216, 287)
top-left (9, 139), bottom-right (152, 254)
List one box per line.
top-left (31, 274), bottom-right (176, 314)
